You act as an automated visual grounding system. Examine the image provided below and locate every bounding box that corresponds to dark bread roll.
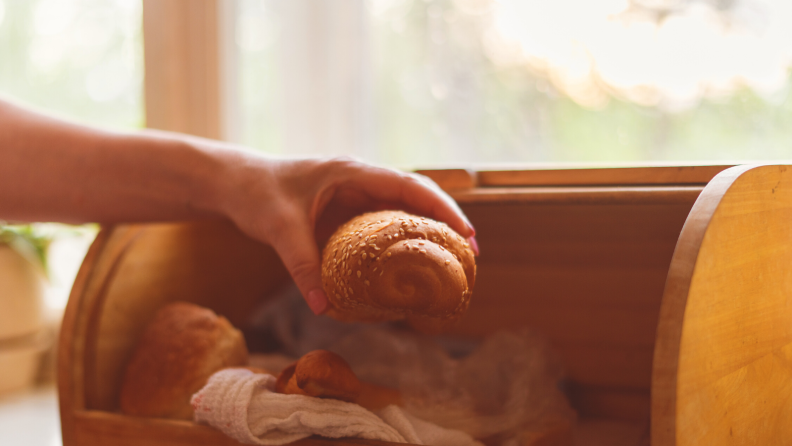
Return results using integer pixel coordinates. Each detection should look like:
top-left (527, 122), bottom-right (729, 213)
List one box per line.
top-left (321, 210), bottom-right (476, 333)
top-left (119, 302), bottom-right (248, 420)
top-left (276, 350), bottom-right (361, 402)
top-left (275, 350), bottom-right (402, 411)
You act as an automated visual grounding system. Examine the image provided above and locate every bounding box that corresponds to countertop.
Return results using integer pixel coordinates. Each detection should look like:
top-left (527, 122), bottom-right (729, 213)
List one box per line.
top-left (0, 386), bottom-right (61, 446)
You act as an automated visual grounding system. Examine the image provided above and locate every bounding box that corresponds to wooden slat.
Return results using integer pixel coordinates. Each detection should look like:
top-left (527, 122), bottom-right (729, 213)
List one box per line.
top-left (443, 201), bottom-right (693, 394)
top-left (142, 0), bottom-right (223, 139)
top-left (72, 410), bottom-right (407, 446)
top-left (476, 165), bottom-right (733, 187)
top-left (414, 169), bottom-right (478, 191)
top-left (567, 385), bottom-right (651, 422)
top-left (451, 186), bottom-right (704, 205)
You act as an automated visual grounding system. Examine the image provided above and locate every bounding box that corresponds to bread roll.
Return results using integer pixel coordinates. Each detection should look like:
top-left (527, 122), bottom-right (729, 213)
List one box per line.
top-left (119, 302), bottom-right (248, 420)
top-left (321, 210), bottom-right (476, 332)
top-left (276, 350), bottom-right (402, 411)
top-left (276, 350), bottom-right (361, 402)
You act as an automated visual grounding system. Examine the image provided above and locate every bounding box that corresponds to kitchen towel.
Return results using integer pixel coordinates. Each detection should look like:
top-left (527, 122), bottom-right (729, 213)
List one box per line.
top-left (191, 368), bottom-right (482, 446)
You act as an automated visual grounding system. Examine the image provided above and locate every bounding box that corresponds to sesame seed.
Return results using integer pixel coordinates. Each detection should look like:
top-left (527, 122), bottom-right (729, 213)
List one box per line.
top-left (373, 267), bottom-right (377, 272)
top-left (380, 270), bottom-right (384, 276)
top-left (352, 250), bottom-right (357, 255)
top-left (365, 280), bottom-right (370, 286)
top-left (358, 260), bottom-right (361, 266)
top-left (420, 249), bottom-right (426, 254)
top-left (445, 260), bottom-right (451, 265)
top-left (357, 271), bottom-right (361, 278)
top-left (349, 288), bottom-right (354, 295)
top-left (362, 252), bottom-right (367, 259)
top-left (418, 242), bottom-right (424, 246)
top-left (387, 252), bottom-right (392, 258)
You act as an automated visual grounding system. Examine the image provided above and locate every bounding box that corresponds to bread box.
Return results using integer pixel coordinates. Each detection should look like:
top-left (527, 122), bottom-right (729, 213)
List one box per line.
top-left (58, 164), bottom-right (792, 446)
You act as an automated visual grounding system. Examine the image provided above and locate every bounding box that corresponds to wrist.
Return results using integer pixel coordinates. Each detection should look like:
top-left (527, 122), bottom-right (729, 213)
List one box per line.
top-left (187, 137), bottom-right (276, 223)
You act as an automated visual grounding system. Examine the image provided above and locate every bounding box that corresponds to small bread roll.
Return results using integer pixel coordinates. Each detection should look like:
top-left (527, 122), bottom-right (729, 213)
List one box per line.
top-left (119, 302), bottom-right (248, 420)
top-left (321, 210), bottom-right (476, 333)
top-left (276, 350), bottom-right (361, 402)
top-left (276, 350), bottom-right (402, 411)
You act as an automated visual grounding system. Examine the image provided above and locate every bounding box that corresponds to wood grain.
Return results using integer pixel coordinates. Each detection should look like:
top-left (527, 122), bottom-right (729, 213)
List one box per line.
top-left (142, 0), bottom-right (223, 139)
top-left (72, 410), bottom-right (408, 446)
top-left (84, 221), bottom-right (291, 411)
top-left (450, 186), bottom-right (704, 205)
top-left (652, 164), bottom-right (792, 445)
top-left (475, 165), bottom-right (731, 187)
top-left (59, 165), bottom-right (792, 446)
top-left (415, 169), bottom-right (478, 190)
top-left (447, 201), bottom-right (693, 395)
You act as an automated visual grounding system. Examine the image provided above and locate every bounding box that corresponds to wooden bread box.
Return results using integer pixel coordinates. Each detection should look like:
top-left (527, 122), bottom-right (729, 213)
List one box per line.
top-left (58, 164), bottom-right (792, 446)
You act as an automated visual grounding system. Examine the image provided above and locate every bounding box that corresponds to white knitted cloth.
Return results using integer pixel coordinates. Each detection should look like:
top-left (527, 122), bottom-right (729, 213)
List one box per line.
top-left (191, 368), bottom-right (482, 446)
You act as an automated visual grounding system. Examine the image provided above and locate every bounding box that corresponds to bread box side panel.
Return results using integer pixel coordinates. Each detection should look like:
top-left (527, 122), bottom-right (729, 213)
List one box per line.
top-left (71, 221), bottom-right (292, 413)
top-left (653, 164), bottom-right (792, 446)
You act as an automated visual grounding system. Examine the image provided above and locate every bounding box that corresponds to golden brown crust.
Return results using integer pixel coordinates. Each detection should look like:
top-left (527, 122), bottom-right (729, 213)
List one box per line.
top-left (119, 302), bottom-right (248, 420)
top-left (321, 210), bottom-right (476, 332)
top-left (275, 350), bottom-right (361, 403)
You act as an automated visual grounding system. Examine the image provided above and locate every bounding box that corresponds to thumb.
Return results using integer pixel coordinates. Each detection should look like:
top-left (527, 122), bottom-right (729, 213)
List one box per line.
top-left (267, 217), bottom-right (328, 316)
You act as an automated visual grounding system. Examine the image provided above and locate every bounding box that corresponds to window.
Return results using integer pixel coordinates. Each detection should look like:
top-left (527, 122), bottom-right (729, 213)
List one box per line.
top-left (0, 0), bottom-right (143, 311)
top-left (236, 0), bottom-right (792, 167)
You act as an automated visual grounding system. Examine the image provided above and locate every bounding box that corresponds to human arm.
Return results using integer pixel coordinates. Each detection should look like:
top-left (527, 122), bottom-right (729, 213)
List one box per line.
top-left (0, 98), bottom-right (477, 314)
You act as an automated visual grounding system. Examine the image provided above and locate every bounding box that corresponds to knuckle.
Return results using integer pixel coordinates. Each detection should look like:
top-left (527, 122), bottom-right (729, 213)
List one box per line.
top-left (327, 156), bottom-right (363, 171)
top-left (288, 258), bottom-right (319, 283)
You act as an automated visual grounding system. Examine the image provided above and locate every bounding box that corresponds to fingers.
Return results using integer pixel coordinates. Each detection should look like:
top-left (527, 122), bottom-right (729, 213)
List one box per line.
top-left (324, 159), bottom-right (475, 238)
top-left (266, 208), bottom-right (328, 315)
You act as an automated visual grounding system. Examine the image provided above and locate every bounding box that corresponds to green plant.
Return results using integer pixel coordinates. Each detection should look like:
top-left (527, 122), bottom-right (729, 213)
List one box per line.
top-left (0, 224), bottom-right (52, 273)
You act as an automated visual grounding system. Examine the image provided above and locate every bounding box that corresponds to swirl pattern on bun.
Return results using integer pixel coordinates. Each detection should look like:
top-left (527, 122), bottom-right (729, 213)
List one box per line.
top-left (321, 210), bottom-right (476, 332)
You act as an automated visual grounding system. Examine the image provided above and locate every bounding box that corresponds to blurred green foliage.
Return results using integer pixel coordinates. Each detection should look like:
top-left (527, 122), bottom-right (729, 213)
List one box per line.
top-left (0, 225), bottom-right (52, 273)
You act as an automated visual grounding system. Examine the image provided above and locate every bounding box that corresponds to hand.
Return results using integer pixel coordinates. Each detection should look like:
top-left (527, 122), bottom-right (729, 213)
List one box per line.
top-left (215, 156), bottom-right (477, 315)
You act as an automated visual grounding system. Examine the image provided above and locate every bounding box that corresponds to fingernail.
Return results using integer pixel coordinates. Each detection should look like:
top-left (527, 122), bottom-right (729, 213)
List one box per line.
top-left (468, 236), bottom-right (480, 256)
top-left (306, 289), bottom-right (328, 315)
top-left (466, 222), bottom-right (476, 237)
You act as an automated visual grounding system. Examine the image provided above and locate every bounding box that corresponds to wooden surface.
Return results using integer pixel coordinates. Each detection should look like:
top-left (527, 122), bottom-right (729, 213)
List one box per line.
top-left (59, 165), bottom-right (792, 446)
top-left (70, 410), bottom-right (644, 446)
top-left (85, 222), bottom-right (290, 411)
top-left (59, 190), bottom-right (697, 446)
top-left (652, 164), bottom-right (792, 445)
top-left (450, 186), bottom-right (703, 205)
top-left (415, 169), bottom-right (478, 190)
top-left (447, 201), bottom-right (696, 400)
top-left (72, 410), bottom-right (407, 446)
top-left (418, 165), bottom-right (732, 191)
top-left (142, 0), bottom-right (223, 139)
